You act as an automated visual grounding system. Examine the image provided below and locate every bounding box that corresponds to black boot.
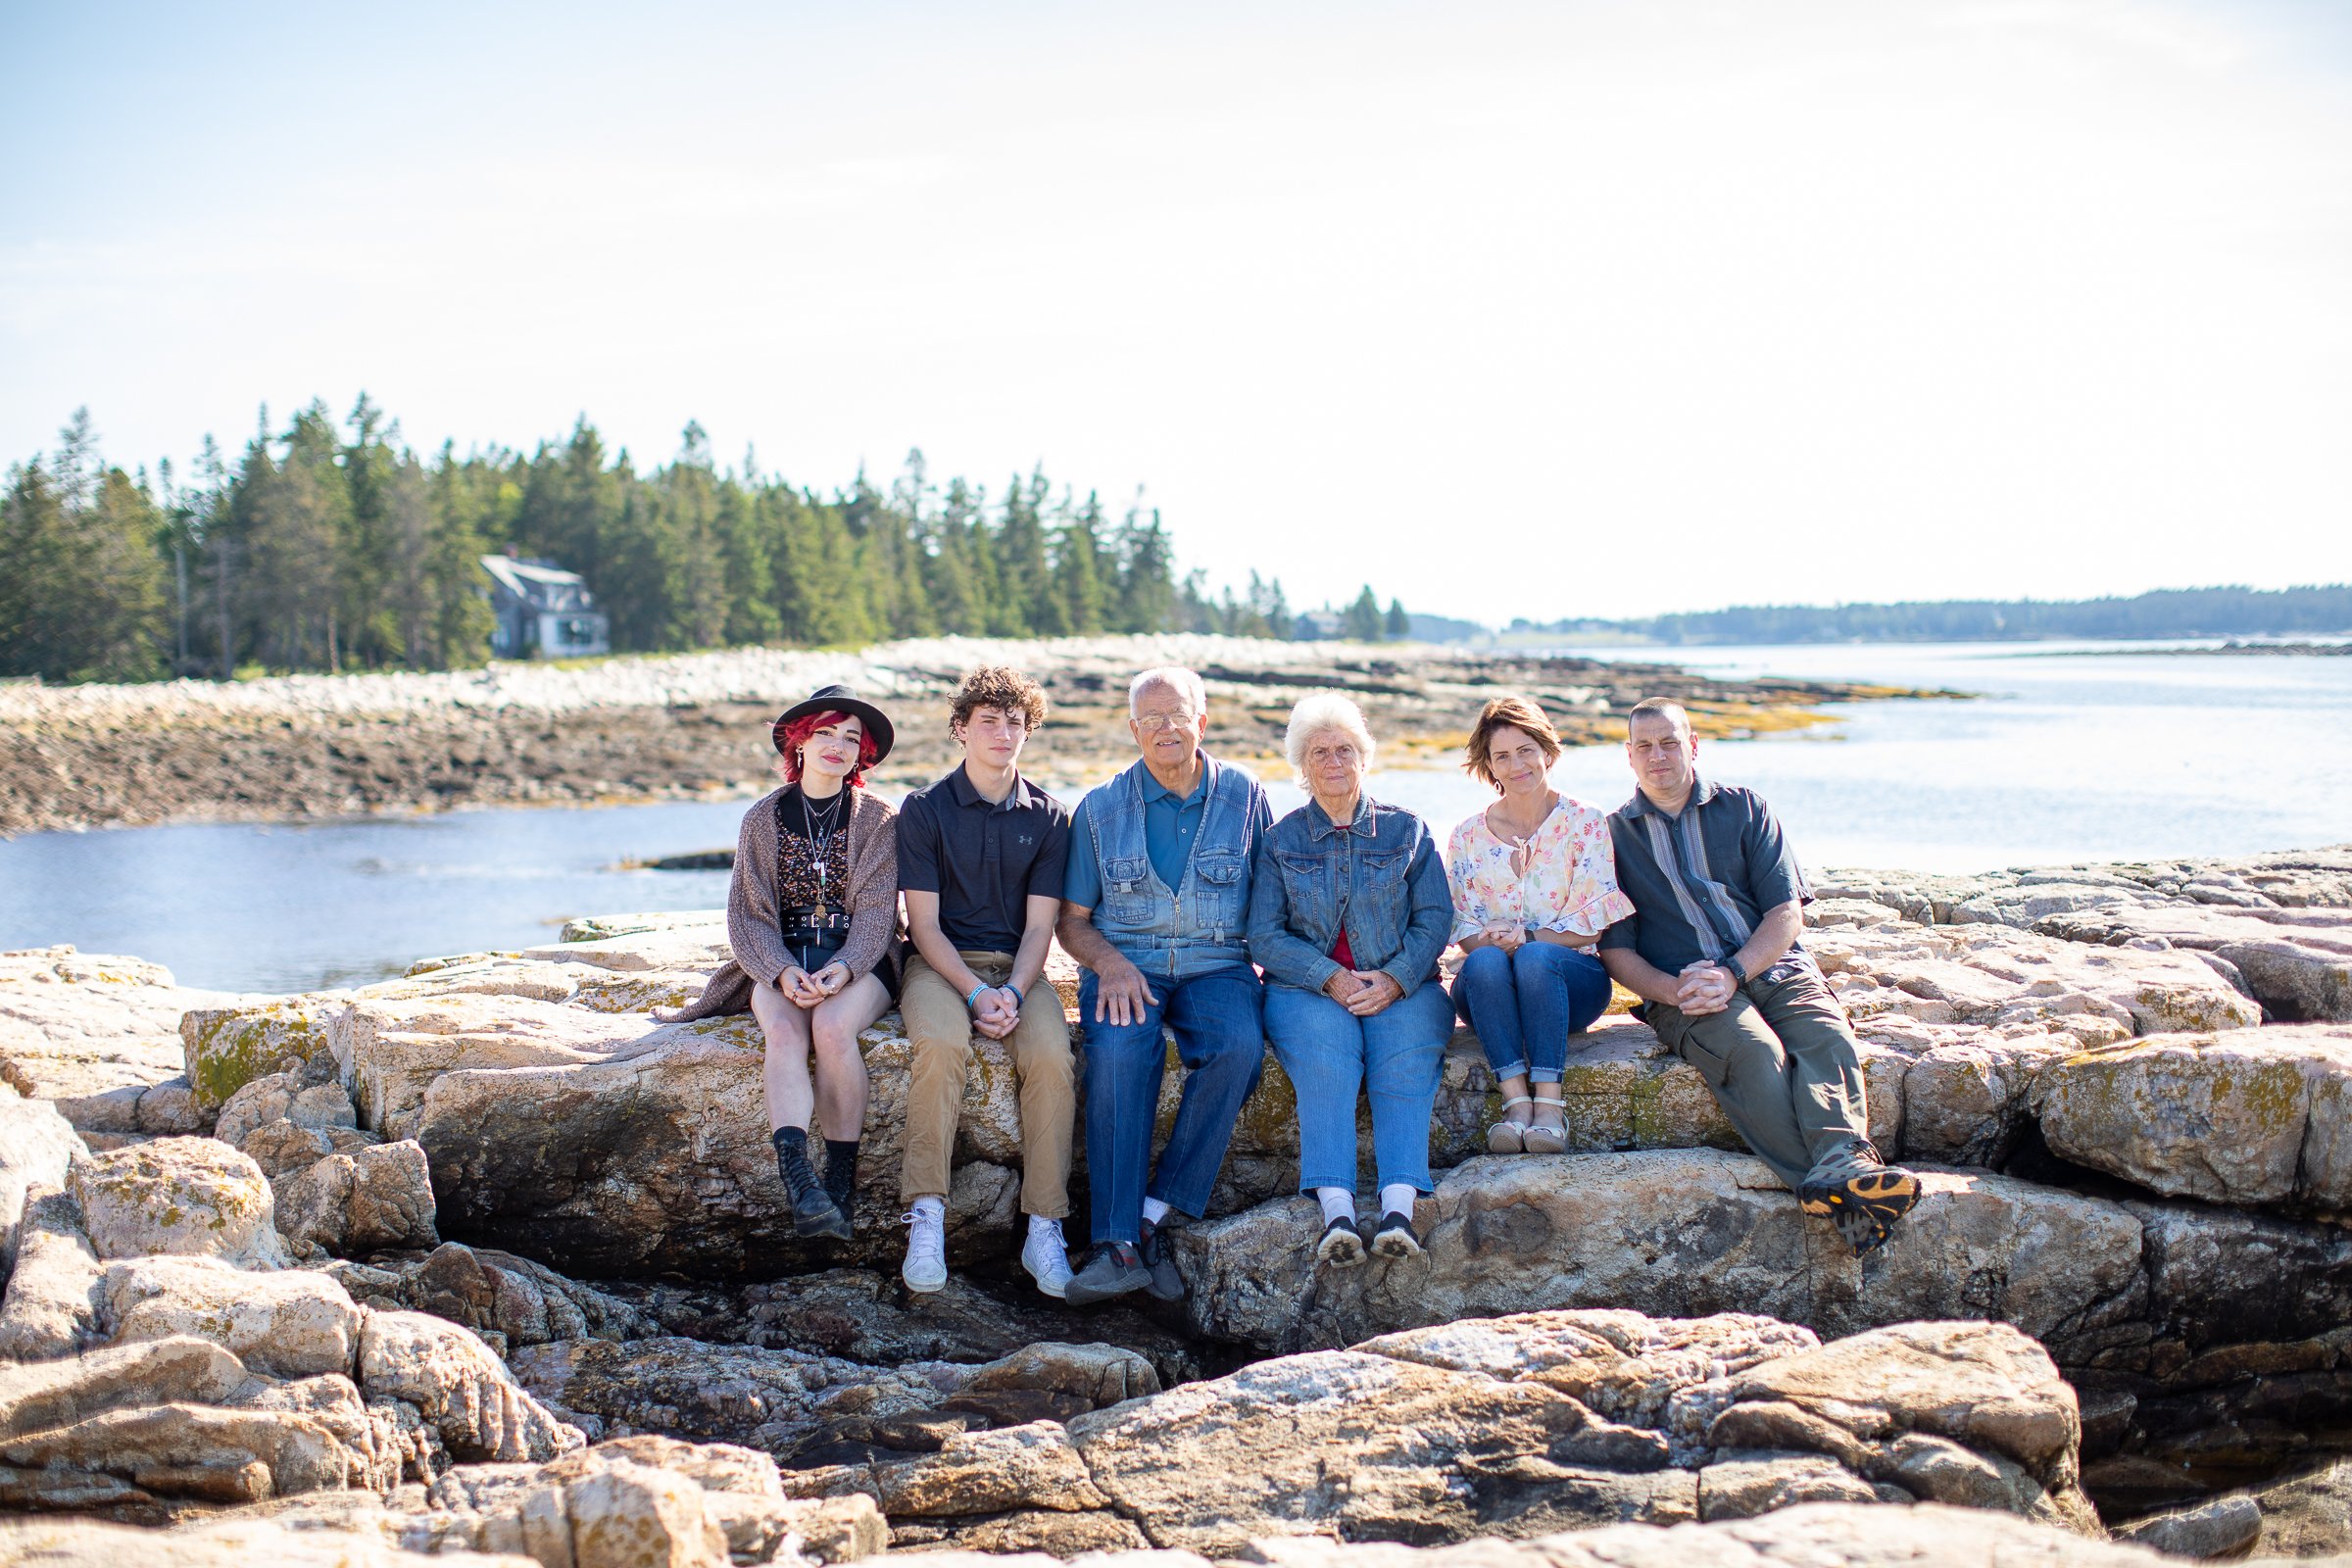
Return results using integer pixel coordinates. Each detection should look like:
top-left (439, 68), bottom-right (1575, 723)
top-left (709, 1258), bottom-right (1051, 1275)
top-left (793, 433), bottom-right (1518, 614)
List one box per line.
top-left (822, 1137), bottom-right (859, 1225)
top-left (773, 1126), bottom-right (851, 1240)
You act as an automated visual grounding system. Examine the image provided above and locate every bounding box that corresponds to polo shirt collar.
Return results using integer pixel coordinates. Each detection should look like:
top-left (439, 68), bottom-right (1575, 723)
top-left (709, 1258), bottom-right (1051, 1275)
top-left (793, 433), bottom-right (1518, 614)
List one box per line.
top-left (948, 761), bottom-right (1041, 812)
top-left (1139, 750), bottom-right (1212, 807)
top-left (1622, 773), bottom-right (1718, 819)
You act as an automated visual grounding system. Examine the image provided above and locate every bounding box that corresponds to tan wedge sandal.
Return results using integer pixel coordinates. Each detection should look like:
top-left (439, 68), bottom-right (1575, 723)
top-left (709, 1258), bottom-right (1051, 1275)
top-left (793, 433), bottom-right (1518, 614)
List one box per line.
top-left (1487, 1095), bottom-right (1533, 1153)
top-left (1524, 1089), bottom-right (1568, 1154)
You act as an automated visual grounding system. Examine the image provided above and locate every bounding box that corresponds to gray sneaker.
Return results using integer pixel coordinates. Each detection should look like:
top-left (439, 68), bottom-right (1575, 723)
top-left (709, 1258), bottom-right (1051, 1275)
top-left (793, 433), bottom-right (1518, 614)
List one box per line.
top-left (1138, 1216), bottom-right (1186, 1301)
top-left (1063, 1241), bottom-right (1150, 1305)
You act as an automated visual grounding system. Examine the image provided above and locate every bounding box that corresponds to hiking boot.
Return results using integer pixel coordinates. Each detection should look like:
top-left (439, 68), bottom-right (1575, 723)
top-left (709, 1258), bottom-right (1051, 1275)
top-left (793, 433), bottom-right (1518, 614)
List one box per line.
top-left (901, 1204), bottom-right (949, 1293)
top-left (773, 1127), bottom-right (852, 1241)
top-left (1063, 1241), bottom-right (1150, 1305)
top-left (822, 1138), bottom-right (859, 1223)
top-left (1021, 1218), bottom-right (1074, 1299)
top-left (1139, 1215), bottom-right (1186, 1301)
top-left (1799, 1140), bottom-right (1920, 1255)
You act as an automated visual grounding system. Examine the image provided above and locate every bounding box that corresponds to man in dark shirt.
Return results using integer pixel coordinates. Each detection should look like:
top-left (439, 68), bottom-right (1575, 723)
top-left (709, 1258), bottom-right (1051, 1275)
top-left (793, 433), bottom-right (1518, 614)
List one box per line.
top-left (1598, 698), bottom-right (1921, 1252)
top-left (894, 666), bottom-right (1076, 1298)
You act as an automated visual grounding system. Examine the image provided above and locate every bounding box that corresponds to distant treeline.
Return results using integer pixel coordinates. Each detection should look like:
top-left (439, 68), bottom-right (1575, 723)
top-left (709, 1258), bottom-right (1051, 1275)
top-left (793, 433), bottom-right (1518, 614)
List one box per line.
top-left (1521, 585), bottom-right (2352, 646)
top-left (0, 402), bottom-right (1408, 683)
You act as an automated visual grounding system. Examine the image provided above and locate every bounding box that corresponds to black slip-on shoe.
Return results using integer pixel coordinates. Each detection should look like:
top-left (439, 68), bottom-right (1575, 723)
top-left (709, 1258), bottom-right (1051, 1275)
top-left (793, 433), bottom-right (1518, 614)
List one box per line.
top-left (1369, 1210), bottom-right (1422, 1259)
top-left (1315, 1213), bottom-right (1367, 1268)
top-left (1063, 1241), bottom-right (1151, 1305)
top-left (1139, 1216), bottom-right (1187, 1301)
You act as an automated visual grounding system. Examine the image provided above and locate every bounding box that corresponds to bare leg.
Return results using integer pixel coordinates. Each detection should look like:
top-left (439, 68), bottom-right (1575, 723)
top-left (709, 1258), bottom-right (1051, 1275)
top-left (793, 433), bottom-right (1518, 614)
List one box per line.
top-left (751, 980), bottom-right (817, 1133)
top-left (1496, 1071), bottom-right (1535, 1128)
top-left (809, 973), bottom-right (887, 1140)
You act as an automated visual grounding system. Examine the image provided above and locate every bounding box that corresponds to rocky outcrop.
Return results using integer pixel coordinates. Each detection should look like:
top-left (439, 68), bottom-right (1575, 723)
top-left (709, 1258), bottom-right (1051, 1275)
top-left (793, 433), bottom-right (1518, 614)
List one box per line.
top-left (740, 1309), bottom-right (2093, 1555)
top-left (2034, 1023), bottom-right (2352, 1212)
top-left (0, 1514), bottom-right (536, 1567)
top-left (1820, 847), bottom-right (2352, 1022)
top-left (0, 1094), bottom-right (81, 1282)
top-left (0, 947), bottom-right (230, 1136)
top-left (68, 1138), bottom-right (288, 1267)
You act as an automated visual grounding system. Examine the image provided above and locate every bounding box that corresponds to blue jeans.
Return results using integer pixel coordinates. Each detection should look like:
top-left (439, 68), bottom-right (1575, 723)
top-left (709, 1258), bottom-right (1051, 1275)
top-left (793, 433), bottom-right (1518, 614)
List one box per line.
top-left (1079, 965), bottom-right (1265, 1245)
top-left (1451, 942), bottom-right (1612, 1084)
top-left (1265, 982), bottom-right (1451, 1196)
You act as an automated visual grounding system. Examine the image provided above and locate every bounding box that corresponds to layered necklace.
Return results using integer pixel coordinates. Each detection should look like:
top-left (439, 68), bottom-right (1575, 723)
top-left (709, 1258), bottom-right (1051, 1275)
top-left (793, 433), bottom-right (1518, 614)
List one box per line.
top-left (792, 786), bottom-right (848, 920)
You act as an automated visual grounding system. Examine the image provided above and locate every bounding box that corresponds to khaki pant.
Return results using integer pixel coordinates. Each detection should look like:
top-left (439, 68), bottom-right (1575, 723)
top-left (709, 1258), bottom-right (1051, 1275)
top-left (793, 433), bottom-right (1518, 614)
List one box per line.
top-left (1646, 962), bottom-right (1871, 1191)
top-left (899, 949), bottom-right (1075, 1217)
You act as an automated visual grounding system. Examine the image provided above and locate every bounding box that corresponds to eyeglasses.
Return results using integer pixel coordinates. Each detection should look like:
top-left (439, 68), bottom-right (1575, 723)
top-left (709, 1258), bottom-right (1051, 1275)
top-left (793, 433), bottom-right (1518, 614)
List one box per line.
top-left (1134, 711), bottom-right (1196, 732)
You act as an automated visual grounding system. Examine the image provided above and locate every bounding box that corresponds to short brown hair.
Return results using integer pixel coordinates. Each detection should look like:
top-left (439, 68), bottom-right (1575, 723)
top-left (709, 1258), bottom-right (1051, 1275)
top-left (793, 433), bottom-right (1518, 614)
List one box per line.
top-left (951, 665), bottom-right (1049, 734)
top-left (1464, 695), bottom-right (1562, 787)
top-left (1627, 697), bottom-right (1691, 737)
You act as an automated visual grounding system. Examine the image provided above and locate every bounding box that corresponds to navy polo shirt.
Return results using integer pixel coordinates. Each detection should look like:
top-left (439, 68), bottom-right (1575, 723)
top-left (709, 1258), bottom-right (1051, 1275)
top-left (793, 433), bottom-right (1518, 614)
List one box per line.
top-left (896, 764), bottom-right (1071, 955)
top-left (1598, 775), bottom-right (1812, 976)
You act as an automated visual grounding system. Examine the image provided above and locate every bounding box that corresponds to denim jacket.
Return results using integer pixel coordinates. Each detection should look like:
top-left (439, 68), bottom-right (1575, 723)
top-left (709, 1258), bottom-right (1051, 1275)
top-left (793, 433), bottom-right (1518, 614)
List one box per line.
top-left (1081, 753), bottom-right (1265, 980)
top-left (1247, 793), bottom-right (1451, 996)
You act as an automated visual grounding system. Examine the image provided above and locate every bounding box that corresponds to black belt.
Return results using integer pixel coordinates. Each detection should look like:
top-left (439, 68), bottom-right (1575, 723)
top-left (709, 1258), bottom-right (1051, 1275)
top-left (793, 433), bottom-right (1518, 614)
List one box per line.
top-left (779, 907), bottom-right (851, 972)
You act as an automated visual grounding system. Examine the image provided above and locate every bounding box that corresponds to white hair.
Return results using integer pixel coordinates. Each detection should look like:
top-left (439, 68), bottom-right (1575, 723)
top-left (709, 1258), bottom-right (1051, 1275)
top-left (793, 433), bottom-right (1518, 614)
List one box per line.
top-left (1286, 694), bottom-right (1375, 789)
top-left (1129, 665), bottom-right (1208, 718)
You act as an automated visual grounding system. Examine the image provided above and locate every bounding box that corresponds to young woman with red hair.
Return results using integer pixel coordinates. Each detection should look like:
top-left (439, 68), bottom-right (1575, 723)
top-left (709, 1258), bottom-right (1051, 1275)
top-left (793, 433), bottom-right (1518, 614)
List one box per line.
top-left (668, 684), bottom-right (904, 1242)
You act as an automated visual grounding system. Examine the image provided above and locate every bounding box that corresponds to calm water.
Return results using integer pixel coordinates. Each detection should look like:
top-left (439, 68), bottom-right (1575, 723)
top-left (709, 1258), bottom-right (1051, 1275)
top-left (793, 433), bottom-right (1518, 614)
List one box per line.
top-left (3, 640), bottom-right (2347, 992)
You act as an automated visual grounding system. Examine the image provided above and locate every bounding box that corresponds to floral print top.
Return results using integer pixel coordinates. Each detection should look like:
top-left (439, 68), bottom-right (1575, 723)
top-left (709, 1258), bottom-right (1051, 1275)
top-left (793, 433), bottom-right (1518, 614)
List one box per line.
top-left (1445, 795), bottom-right (1637, 945)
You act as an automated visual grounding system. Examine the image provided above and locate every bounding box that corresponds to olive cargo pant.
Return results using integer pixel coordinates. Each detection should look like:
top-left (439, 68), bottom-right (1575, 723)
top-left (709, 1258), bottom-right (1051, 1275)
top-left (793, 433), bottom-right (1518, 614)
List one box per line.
top-left (898, 949), bottom-right (1075, 1217)
top-left (1644, 960), bottom-right (1872, 1191)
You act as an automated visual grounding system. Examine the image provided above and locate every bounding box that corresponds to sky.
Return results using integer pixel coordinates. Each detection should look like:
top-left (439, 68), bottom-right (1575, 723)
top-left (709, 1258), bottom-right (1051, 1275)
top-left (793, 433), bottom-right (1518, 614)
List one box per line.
top-left (3, 1), bottom-right (2348, 624)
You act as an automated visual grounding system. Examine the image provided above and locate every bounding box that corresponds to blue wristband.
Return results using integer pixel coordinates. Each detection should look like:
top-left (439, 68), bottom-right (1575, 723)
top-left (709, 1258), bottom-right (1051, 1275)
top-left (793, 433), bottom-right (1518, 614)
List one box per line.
top-left (964, 984), bottom-right (992, 1011)
top-left (1002, 982), bottom-right (1023, 1007)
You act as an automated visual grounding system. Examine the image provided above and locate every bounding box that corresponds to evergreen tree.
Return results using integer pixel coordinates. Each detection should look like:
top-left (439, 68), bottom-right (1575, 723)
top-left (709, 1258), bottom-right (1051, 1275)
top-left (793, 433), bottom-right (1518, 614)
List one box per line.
top-left (0, 416), bottom-right (171, 681)
top-left (1384, 597), bottom-right (1409, 639)
top-left (1345, 584), bottom-right (1384, 641)
top-left (1110, 501), bottom-right (1177, 634)
top-left (1051, 490), bottom-right (1108, 636)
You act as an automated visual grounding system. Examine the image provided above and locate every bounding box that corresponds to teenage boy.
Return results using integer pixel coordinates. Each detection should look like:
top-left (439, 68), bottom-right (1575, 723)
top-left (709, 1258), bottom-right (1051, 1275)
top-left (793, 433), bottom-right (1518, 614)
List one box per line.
top-left (894, 665), bottom-right (1077, 1296)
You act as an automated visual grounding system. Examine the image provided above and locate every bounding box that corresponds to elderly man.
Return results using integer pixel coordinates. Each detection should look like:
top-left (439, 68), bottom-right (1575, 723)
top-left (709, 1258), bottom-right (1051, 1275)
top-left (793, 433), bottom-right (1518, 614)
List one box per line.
top-left (1056, 665), bottom-right (1273, 1304)
top-left (1597, 698), bottom-right (1921, 1253)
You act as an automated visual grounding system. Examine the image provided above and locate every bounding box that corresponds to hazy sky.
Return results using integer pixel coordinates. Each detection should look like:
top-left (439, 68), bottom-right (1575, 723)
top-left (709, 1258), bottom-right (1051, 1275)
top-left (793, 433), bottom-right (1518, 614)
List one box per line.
top-left (4, 1), bottom-right (2347, 623)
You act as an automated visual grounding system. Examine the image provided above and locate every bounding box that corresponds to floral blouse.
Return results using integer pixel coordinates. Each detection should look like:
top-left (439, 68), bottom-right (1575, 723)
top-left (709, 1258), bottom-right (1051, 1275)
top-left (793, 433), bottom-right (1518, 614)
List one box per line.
top-left (1446, 795), bottom-right (1637, 945)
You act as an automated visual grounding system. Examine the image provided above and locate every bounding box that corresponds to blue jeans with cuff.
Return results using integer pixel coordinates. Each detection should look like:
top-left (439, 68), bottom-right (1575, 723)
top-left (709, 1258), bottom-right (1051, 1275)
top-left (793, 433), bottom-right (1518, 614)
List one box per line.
top-left (1451, 941), bottom-right (1612, 1084)
top-left (1265, 982), bottom-right (1451, 1196)
top-left (1079, 964), bottom-right (1265, 1245)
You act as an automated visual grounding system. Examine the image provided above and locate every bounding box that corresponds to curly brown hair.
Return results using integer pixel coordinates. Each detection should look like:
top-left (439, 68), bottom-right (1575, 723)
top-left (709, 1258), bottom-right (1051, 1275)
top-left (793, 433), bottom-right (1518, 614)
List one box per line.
top-left (950, 664), bottom-right (1050, 735)
top-left (1464, 695), bottom-right (1562, 788)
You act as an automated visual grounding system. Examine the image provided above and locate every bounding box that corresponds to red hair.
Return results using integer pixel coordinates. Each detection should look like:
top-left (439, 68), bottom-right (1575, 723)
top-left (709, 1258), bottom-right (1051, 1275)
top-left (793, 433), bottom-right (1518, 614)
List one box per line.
top-left (776, 709), bottom-right (880, 787)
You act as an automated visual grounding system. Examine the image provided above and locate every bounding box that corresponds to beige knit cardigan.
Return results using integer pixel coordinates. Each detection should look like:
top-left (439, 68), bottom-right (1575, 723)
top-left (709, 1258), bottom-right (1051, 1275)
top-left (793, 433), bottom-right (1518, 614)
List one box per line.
top-left (664, 786), bottom-right (903, 1021)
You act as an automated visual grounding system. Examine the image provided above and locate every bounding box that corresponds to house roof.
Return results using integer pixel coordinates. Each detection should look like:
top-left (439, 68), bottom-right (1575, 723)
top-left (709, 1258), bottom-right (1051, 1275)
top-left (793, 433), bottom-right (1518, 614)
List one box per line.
top-left (480, 555), bottom-right (591, 600)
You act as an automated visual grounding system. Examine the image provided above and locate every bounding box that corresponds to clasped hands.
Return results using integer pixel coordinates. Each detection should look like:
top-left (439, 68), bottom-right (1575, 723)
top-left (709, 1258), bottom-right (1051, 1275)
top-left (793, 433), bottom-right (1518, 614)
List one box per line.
top-left (1322, 966), bottom-right (1402, 1016)
top-left (967, 983), bottom-right (1024, 1041)
top-left (1673, 959), bottom-right (1741, 1016)
top-left (778, 962), bottom-right (851, 1007)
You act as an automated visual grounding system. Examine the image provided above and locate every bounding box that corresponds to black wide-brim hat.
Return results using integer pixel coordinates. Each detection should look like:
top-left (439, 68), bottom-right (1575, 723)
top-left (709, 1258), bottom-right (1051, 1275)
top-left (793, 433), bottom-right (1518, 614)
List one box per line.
top-left (772, 683), bottom-right (895, 764)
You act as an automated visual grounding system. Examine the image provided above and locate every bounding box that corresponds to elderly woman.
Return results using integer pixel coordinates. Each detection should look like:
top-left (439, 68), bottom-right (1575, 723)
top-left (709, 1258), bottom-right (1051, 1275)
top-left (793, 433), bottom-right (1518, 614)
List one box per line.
top-left (667, 683), bottom-right (905, 1242)
top-left (1246, 695), bottom-right (1454, 1263)
top-left (1446, 695), bottom-right (1634, 1154)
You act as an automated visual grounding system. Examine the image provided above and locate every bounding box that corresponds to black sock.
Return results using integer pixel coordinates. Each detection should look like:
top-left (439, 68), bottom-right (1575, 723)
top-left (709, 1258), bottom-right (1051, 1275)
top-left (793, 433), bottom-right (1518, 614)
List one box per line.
top-left (822, 1138), bottom-right (859, 1208)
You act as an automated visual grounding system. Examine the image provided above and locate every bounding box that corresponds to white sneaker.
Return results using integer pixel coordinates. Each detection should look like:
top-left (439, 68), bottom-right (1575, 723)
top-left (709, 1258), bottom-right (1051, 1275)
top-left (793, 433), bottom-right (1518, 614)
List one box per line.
top-left (1021, 1218), bottom-right (1073, 1299)
top-left (901, 1207), bottom-right (948, 1293)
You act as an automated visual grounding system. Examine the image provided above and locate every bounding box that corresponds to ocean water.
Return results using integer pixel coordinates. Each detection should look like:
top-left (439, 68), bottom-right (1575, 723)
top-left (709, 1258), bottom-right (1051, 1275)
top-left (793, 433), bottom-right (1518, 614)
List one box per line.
top-left (2, 641), bottom-right (2345, 993)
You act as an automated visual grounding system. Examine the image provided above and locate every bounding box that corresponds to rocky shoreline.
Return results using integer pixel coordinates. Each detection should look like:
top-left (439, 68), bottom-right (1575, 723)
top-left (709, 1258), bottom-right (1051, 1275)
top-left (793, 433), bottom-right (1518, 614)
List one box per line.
top-left (0, 634), bottom-right (1947, 837)
top-left (2, 845), bottom-right (2349, 1566)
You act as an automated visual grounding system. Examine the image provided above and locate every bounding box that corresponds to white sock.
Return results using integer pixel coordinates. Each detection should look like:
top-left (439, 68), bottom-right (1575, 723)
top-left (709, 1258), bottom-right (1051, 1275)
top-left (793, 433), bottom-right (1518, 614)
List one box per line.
top-left (911, 1195), bottom-right (945, 1221)
top-left (1027, 1213), bottom-right (1063, 1238)
top-left (1380, 1183), bottom-right (1418, 1218)
top-left (1141, 1197), bottom-right (1172, 1227)
top-left (1316, 1187), bottom-right (1356, 1226)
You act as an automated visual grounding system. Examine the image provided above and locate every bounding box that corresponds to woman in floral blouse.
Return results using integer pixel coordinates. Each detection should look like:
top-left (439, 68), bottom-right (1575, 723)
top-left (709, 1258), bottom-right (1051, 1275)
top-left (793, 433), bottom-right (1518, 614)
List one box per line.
top-left (1446, 695), bottom-right (1634, 1154)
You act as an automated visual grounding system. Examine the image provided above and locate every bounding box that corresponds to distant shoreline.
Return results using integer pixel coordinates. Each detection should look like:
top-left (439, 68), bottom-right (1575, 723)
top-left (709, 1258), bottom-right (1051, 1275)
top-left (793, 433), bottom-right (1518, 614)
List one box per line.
top-left (2023, 639), bottom-right (2352, 659)
top-left (0, 634), bottom-right (1958, 838)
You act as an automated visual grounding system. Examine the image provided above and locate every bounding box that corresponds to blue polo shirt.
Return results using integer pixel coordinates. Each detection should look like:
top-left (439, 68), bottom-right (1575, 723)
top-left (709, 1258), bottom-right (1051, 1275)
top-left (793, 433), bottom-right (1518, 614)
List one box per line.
top-left (1063, 757), bottom-right (1271, 907)
top-left (1598, 775), bottom-right (1812, 977)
